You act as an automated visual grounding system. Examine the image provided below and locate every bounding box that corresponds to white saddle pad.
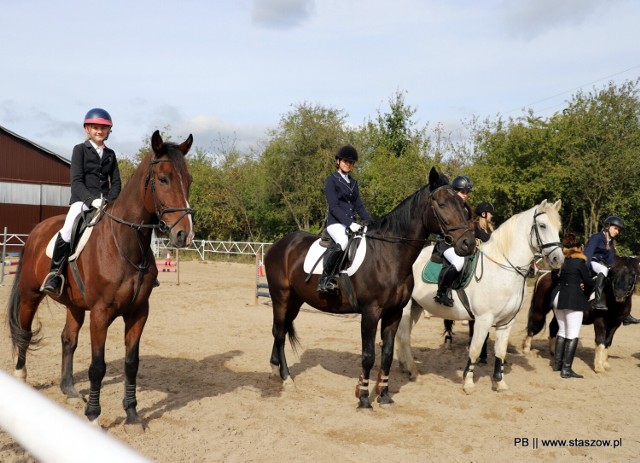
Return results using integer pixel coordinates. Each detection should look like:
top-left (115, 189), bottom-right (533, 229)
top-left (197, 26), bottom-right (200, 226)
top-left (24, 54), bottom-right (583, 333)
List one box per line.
top-left (303, 235), bottom-right (367, 276)
top-left (46, 208), bottom-right (103, 261)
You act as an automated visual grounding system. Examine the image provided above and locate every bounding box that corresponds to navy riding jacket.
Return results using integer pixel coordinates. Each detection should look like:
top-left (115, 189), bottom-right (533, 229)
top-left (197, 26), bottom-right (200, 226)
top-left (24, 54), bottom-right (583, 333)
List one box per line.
top-left (583, 231), bottom-right (615, 267)
top-left (324, 172), bottom-right (372, 227)
top-left (69, 141), bottom-right (121, 204)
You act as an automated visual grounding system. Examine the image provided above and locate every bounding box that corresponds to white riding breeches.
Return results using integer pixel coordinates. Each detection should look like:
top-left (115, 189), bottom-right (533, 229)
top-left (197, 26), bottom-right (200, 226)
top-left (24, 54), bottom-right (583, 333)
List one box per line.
top-left (443, 247), bottom-right (465, 272)
top-left (326, 223), bottom-right (348, 251)
top-left (590, 261), bottom-right (608, 277)
top-left (553, 294), bottom-right (584, 339)
top-left (59, 201), bottom-right (90, 243)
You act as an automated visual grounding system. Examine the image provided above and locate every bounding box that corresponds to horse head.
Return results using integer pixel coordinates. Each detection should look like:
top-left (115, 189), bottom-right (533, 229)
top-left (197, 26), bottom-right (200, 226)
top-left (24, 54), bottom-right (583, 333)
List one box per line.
top-left (146, 130), bottom-right (194, 247)
top-left (530, 199), bottom-right (564, 269)
top-left (427, 167), bottom-right (476, 257)
top-left (609, 256), bottom-right (639, 303)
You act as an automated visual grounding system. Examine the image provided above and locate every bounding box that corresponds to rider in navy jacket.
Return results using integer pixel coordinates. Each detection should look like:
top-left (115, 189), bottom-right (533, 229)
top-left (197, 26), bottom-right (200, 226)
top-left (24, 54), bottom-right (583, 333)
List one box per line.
top-left (42, 108), bottom-right (121, 296)
top-left (583, 216), bottom-right (623, 311)
top-left (318, 145), bottom-right (372, 293)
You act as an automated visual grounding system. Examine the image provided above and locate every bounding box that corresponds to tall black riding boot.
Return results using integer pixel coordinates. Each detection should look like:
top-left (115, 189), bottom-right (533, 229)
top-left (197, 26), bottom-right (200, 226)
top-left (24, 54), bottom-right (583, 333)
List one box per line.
top-left (434, 265), bottom-right (458, 307)
top-left (317, 245), bottom-right (344, 294)
top-left (561, 338), bottom-right (583, 379)
top-left (42, 233), bottom-right (71, 296)
top-left (593, 272), bottom-right (607, 311)
top-left (552, 336), bottom-right (566, 371)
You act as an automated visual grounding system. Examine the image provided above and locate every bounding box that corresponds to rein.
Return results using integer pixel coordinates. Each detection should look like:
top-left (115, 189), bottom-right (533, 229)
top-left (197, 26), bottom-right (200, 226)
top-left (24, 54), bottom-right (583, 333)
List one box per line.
top-left (102, 155), bottom-right (193, 305)
top-left (471, 208), bottom-right (561, 327)
top-left (360, 185), bottom-right (471, 247)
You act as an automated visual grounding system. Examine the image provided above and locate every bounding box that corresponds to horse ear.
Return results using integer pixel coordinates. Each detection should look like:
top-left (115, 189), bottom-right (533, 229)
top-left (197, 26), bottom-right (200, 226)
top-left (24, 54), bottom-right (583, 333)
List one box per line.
top-left (178, 134), bottom-right (194, 156)
top-left (553, 199), bottom-right (562, 211)
top-left (428, 167), bottom-right (439, 186)
top-left (151, 130), bottom-right (163, 154)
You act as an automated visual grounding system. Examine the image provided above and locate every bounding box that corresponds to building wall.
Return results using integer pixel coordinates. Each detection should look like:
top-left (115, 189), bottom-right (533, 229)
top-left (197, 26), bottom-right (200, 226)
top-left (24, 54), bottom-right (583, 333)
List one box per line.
top-left (0, 127), bottom-right (70, 235)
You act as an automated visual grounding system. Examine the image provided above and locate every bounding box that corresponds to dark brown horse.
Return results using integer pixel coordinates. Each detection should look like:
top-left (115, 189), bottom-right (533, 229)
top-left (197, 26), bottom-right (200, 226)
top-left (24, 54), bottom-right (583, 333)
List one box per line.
top-left (265, 167), bottom-right (477, 409)
top-left (523, 256), bottom-right (639, 372)
top-left (7, 130), bottom-right (194, 428)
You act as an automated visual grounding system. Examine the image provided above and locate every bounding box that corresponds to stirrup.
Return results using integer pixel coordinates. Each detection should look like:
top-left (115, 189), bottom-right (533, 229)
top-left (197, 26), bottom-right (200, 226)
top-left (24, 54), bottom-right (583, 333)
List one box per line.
top-left (318, 277), bottom-right (339, 294)
top-left (434, 292), bottom-right (453, 307)
top-left (40, 272), bottom-right (65, 297)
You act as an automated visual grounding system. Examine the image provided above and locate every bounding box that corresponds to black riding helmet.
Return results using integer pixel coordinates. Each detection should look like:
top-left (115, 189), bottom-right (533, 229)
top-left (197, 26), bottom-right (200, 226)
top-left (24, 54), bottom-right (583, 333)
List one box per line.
top-left (475, 201), bottom-right (494, 216)
top-left (452, 175), bottom-right (473, 193)
top-left (335, 144), bottom-right (358, 162)
top-left (604, 216), bottom-right (624, 230)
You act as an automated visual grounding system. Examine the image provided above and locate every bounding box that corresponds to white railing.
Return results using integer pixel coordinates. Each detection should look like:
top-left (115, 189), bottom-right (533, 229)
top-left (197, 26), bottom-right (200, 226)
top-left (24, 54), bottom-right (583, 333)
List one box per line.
top-left (153, 237), bottom-right (272, 261)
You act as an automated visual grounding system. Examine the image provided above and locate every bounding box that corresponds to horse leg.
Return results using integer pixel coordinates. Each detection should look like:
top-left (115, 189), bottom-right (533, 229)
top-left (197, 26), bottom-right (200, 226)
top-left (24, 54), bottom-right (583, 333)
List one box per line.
top-left (593, 318), bottom-right (607, 373)
top-left (468, 320), bottom-right (488, 364)
top-left (121, 305), bottom-right (149, 429)
top-left (463, 317), bottom-right (492, 394)
top-left (356, 312), bottom-right (378, 409)
top-left (85, 312), bottom-right (112, 424)
top-left (491, 322), bottom-right (515, 393)
top-left (60, 307), bottom-right (86, 399)
top-left (270, 293), bottom-right (301, 385)
top-left (395, 299), bottom-right (422, 380)
top-left (375, 311), bottom-right (402, 406)
top-left (548, 316), bottom-right (559, 355)
top-left (601, 324), bottom-right (620, 371)
top-left (443, 319), bottom-right (454, 346)
top-left (12, 291), bottom-right (44, 382)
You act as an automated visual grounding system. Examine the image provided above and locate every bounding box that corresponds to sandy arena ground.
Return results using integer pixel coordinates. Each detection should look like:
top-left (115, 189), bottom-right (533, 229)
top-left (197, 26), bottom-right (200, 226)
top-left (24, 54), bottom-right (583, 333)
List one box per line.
top-left (1, 260), bottom-right (639, 462)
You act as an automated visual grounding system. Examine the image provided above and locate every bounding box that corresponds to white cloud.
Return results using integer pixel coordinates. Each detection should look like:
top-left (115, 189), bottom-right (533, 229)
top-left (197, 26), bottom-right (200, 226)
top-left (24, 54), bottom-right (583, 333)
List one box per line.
top-left (251, 0), bottom-right (315, 29)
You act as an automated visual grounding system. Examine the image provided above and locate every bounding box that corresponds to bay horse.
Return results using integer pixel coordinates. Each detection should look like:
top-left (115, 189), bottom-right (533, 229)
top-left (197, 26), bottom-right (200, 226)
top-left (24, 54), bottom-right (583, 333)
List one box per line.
top-left (395, 200), bottom-right (564, 393)
top-left (265, 167), bottom-right (476, 409)
top-left (7, 130), bottom-right (194, 428)
top-left (522, 256), bottom-right (639, 372)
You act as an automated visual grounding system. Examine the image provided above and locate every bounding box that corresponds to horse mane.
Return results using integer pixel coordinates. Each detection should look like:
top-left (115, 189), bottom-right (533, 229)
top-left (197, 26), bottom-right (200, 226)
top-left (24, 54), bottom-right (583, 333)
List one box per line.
top-left (487, 200), bottom-right (562, 257)
top-left (366, 185), bottom-right (431, 236)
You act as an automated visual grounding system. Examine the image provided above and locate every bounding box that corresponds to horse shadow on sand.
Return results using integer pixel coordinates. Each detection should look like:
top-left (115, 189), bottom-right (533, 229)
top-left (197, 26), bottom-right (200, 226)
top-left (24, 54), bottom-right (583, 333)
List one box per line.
top-left (37, 350), bottom-right (291, 429)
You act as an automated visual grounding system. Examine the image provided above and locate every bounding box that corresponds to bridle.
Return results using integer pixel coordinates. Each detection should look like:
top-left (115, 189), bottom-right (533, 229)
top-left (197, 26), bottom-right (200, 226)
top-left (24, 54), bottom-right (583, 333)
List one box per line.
top-left (430, 185), bottom-right (472, 247)
top-left (104, 157), bottom-right (194, 232)
top-left (101, 155), bottom-right (193, 305)
top-left (529, 209), bottom-right (562, 263)
top-left (360, 184), bottom-right (472, 246)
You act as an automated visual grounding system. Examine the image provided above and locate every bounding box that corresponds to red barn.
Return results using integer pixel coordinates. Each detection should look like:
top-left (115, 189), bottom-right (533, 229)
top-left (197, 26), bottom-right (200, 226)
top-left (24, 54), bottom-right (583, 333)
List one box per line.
top-left (0, 124), bottom-right (70, 236)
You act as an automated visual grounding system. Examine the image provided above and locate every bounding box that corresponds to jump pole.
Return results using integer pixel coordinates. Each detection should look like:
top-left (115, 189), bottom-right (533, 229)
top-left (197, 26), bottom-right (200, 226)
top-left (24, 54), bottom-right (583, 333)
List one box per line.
top-left (0, 370), bottom-right (150, 463)
top-left (255, 253), bottom-right (270, 304)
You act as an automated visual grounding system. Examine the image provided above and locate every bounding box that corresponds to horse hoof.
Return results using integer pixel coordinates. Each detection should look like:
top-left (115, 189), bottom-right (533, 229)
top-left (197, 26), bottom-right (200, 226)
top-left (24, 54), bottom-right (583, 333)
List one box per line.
top-left (14, 368), bottom-right (27, 382)
top-left (282, 377), bottom-right (295, 388)
top-left (463, 384), bottom-right (475, 395)
top-left (88, 417), bottom-right (101, 428)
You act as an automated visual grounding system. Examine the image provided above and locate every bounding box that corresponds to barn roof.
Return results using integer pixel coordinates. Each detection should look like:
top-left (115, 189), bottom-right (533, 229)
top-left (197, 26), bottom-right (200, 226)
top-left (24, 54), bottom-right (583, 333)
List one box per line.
top-left (0, 124), bottom-right (70, 165)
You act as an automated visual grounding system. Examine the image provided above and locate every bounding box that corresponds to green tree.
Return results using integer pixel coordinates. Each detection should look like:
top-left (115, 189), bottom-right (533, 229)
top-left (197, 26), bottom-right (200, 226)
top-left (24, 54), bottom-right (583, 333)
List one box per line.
top-left (260, 102), bottom-right (348, 233)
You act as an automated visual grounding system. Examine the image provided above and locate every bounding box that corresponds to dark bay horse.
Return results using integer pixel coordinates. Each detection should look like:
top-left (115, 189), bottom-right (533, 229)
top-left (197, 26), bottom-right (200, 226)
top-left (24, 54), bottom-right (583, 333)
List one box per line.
top-left (265, 167), bottom-right (477, 409)
top-left (7, 130), bottom-right (194, 428)
top-left (523, 256), bottom-right (639, 372)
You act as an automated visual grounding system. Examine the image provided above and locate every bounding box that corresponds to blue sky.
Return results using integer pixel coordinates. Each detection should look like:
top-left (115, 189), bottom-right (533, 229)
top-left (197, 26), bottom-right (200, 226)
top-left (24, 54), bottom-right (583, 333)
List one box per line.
top-left (1, 0), bottom-right (638, 160)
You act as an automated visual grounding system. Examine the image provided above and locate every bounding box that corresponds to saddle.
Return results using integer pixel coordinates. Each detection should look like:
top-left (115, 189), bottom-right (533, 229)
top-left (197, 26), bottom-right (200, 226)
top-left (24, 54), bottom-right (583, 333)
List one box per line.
top-left (46, 207), bottom-right (104, 259)
top-left (422, 250), bottom-right (478, 290)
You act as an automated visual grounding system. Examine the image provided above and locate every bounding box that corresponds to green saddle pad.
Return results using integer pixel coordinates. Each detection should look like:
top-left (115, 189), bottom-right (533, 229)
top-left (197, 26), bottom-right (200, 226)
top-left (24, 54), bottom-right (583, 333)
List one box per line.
top-left (422, 261), bottom-right (442, 284)
top-left (421, 253), bottom-right (479, 287)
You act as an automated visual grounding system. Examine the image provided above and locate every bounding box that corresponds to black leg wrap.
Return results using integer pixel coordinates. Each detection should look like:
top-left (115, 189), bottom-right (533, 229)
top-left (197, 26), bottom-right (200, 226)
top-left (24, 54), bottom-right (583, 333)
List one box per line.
top-left (493, 357), bottom-right (504, 382)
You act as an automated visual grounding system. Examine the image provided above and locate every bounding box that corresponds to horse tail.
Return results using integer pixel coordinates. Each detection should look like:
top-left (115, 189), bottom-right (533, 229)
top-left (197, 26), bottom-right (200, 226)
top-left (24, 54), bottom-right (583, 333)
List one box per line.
top-left (286, 318), bottom-right (301, 354)
top-left (6, 253), bottom-right (42, 357)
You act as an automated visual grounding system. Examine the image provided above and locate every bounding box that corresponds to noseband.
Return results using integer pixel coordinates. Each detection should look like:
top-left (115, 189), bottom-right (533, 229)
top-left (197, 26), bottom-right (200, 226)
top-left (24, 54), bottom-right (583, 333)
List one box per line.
top-left (430, 186), bottom-right (472, 246)
top-left (530, 210), bottom-right (562, 260)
